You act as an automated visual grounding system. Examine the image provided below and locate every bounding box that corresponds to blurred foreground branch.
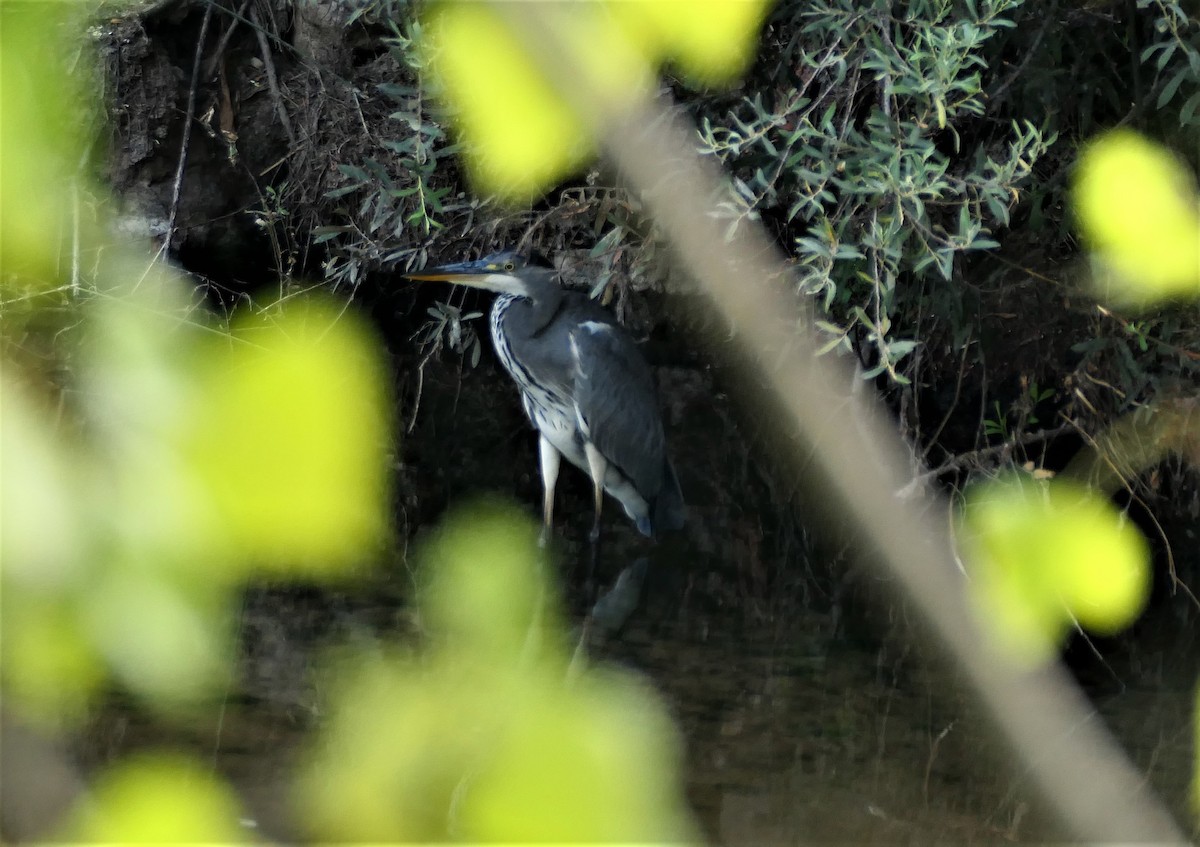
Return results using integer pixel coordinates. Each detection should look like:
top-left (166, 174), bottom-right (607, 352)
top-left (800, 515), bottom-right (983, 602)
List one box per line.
top-left (492, 4), bottom-right (1185, 841)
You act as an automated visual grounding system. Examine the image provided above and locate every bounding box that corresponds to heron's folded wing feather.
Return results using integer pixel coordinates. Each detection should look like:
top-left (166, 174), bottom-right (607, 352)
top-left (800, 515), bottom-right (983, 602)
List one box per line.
top-left (568, 322), bottom-right (667, 499)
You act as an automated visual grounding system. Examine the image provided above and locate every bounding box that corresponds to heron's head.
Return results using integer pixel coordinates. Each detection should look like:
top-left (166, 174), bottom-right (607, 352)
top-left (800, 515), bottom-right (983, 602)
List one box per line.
top-left (403, 249), bottom-right (556, 298)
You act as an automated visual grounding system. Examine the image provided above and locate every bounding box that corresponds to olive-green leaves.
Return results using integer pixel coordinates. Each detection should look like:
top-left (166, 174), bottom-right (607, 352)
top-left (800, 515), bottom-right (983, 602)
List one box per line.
top-left (294, 503), bottom-right (697, 843)
top-left (2, 284), bottom-right (392, 721)
top-left (61, 753), bottom-right (249, 843)
top-left (1073, 130), bottom-right (1200, 305)
top-left (961, 475), bottom-right (1150, 665)
top-left (183, 297), bottom-right (391, 574)
top-left (423, 0), bottom-right (770, 201)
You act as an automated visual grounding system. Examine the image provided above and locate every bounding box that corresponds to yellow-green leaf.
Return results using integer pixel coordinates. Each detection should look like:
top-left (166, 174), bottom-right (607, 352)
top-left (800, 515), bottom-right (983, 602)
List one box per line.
top-left (82, 568), bottom-right (232, 706)
top-left (184, 296), bottom-right (391, 575)
top-left (425, 3), bottom-right (593, 200)
top-left (0, 2), bottom-right (99, 289)
top-left (609, 0), bottom-right (771, 86)
top-left (0, 374), bottom-right (86, 589)
top-left (961, 475), bottom-right (1150, 664)
top-left (459, 668), bottom-right (695, 842)
top-left (294, 504), bottom-right (696, 842)
top-left (419, 501), bottom-right (561, 664)
top-left (1, 594), bottom-right (106, 729)
top-left (1073, 130), bottom-right (1200, 303)
top-left (1190, 681), bottom-right (1200, 820)
top-left (1192, 685), bottom-right (1200, 822)
top-left (63, 753), bottom-right (248, 843)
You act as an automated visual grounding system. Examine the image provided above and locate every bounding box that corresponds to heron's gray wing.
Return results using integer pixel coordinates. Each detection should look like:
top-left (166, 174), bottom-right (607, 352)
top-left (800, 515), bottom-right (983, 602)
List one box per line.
top-left (568, 320), bottom-right (667, 499)
top-left (497, 297), bottom-right (576, 402)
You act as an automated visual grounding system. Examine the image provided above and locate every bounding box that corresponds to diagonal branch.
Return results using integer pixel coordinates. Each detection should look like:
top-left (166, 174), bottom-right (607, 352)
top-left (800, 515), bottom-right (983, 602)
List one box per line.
top-left (165, 0), bottom-right (215, 248)
top-left (491, 4), bottom-right (1186, 842)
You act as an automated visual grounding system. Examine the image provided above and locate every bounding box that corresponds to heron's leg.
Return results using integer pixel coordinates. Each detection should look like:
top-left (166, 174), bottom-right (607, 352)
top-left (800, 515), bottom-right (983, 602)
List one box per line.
top-left (537, 434), bottom-right (561, 548)
top-left (582, 443), bottom-right (608, 585)
top-left (583, 443), bottom-right (607, 543)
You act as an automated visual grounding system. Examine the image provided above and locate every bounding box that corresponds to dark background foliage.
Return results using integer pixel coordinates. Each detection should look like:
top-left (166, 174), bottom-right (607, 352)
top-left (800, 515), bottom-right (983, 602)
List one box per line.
top-left (98, 0), bottom-right (1199, 630)
top-left (0, 2), bottom-right (1184, 840)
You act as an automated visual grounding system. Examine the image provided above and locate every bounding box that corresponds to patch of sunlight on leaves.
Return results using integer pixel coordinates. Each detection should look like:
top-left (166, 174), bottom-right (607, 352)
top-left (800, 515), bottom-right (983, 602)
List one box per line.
top-left (2, 595), bottom-right (105, 730)
top-left (0, 375), bottom-right (87, 589)
top-left (294, 501), bottom-right (698, 843)
top-left (1073, 130), bottom-right (1200, 305)
top-left (610, 0), bottom-right (769, 86)
top-left (84, 569), bottom-right (231, 706)
top-left (184, 295), bottom-right (391, 575)
top-left (0, 2), bottom-right (98, 289)
top-left (1, 0), bottom-right (394, 730)
top-left (61, 752), bottom-right (248, 843)
top-left (1192, 685), bottom-right (1200, 823)
top-left (424, 0), bottom-right (770, 201)
top-left (960, 475), bottom-right (1150, 665)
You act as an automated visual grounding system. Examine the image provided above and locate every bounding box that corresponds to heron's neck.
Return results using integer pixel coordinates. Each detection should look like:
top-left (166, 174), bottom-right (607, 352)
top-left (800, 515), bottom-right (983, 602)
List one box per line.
top-left (508, 275), bottom-right (564, 334)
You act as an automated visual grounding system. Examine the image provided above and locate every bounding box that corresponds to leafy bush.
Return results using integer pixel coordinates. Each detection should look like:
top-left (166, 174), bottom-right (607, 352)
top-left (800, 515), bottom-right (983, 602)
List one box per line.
top-left (316, 12), bottom-right (477, 289)
top-left (695, 0), bottom-right (1054, 381)
top-left (1139, 0), bottom-right (1200, 131)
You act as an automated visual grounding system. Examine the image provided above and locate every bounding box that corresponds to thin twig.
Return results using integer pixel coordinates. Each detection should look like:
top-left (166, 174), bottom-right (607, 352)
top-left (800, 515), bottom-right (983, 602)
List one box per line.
top-left (919, 329), bottom-right (973, 458)
top-left (988, 0), bottom-right (1057, 104)
top-left (492, 5), bottom-right (1186, 840)
top-left (908, 424), bottom-right (1073, 489)
top-left (70, 181), bottom-right (81, 296)
top-left (165, 0), bottom-right (215, 247)
top-left (251, 4), bottom-right (296, 147)
top-left (202, 0), bottom-right (252, 80)
top-left (923, 721), bottom-right (955, 807)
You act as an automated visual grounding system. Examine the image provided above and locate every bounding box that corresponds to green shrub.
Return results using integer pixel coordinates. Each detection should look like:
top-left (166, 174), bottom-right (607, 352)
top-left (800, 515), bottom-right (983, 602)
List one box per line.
top-left (696, 0), bottom-right (1053, 381)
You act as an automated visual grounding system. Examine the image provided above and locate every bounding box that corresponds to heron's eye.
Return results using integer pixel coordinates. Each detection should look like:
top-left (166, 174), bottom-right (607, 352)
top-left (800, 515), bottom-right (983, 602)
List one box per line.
top-left (503, 261), bottom-right (516, 271)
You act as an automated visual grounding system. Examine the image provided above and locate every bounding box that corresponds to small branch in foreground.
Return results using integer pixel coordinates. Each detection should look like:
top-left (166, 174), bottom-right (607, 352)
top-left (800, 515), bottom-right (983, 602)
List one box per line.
top-left (202, 0), bottom-right (252, 81)
top-left (165, 0), bottom-right (215, 248)
top-left (251, 4), bottom-right (296, 147)
top-left (905, 424), bottom-right (1073, 492)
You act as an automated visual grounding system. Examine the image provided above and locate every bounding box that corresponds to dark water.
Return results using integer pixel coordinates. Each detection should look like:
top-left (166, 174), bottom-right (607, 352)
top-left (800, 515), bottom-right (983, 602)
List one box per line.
top-left (63, 560), bottom-right (1195, 845)
top-left (602, 605), bottom-right (1193, 844)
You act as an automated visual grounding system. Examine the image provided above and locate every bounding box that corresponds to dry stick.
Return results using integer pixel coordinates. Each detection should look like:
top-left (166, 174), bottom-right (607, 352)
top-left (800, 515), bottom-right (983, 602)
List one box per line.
top-left (907, 423), bottom-right (1073, 489)
top-left (918, 328), bottom-right (972, 458)
top-left (610, 115), bottom-right (1186, 840)
top-left (165, 0), bottom-right (215, 247)
top-left (607, 112), bottom-right (1186, 842)
top-left (202, 0), bottom-right (252, 81)
top-left (250, 4), bottom-right (296, 147)
top-left (492, 5), bottom-right (1185, 842)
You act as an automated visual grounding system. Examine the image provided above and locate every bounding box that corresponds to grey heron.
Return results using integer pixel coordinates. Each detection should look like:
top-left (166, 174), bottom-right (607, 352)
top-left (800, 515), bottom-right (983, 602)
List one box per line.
top-left (404, 249), bottom-right (685, 551)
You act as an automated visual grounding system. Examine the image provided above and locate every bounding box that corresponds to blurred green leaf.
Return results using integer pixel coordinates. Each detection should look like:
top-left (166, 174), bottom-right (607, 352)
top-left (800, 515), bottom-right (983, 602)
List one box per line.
top-left (83, 568), bottom-right (232, 706)
top-left (961, 475), bottom-right (1151, 664)
top-left (0, 2), bottom-right (97, 288)
top-left (424, 0), bottom-right (768, 201)
top-left (184, 295), bottom-right (392, 576)
top-left (1073, 130), bottom-right (1200, 304)
top-left (62, 753), bottom-right (248, 843)
top-left (609, 0), bottom-right (770, 86)
top-left (459, 667), bottom-right (690, 842)
top-left (295, 502), bottom-right (697, 842)
top-left (1, 594), bottom-right (106, 729)
top-left (424, 3), bottom-right (599, 201)
top-left (419, 501), bottom-right (561, 664)
top-left (0, 375), bottom-right (87, 590)
top-left (1192, 685), bottom-right (1200, 823)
